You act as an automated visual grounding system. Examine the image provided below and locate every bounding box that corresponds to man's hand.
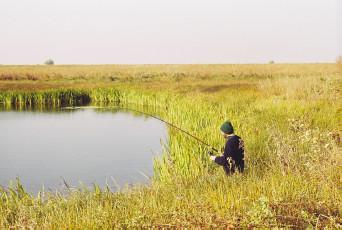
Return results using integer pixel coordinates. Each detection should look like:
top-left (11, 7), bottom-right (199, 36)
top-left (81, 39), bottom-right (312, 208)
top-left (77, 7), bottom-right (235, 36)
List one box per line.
top-left (208, 150), bottom-right (216, 161)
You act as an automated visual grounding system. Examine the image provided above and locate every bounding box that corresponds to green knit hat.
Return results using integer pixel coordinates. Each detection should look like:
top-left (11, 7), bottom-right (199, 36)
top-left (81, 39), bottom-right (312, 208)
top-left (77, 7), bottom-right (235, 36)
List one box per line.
top-left (220, 121), bottom-right (234, 134)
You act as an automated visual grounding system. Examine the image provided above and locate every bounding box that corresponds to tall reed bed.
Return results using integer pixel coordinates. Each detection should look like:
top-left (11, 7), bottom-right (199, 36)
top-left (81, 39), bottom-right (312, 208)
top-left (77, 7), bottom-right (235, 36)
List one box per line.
top-left (0, 89), bottom-right (91, 108)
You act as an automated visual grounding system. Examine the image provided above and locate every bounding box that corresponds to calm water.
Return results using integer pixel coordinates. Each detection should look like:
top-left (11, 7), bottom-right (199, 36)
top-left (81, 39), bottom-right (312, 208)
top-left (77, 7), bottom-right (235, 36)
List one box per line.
top-left (0, 107), bottom-right (167, 193)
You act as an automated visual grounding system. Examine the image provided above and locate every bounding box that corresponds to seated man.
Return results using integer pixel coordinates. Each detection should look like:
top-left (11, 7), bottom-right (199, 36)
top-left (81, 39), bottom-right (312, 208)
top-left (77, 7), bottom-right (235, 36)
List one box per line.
top-left (209, 121), bottom-right (245, 175)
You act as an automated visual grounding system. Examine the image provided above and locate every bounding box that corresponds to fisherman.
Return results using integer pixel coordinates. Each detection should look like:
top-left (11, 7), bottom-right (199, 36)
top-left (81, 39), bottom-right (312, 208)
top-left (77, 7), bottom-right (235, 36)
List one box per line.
top-left (209, 121), bottom-right (245, 175)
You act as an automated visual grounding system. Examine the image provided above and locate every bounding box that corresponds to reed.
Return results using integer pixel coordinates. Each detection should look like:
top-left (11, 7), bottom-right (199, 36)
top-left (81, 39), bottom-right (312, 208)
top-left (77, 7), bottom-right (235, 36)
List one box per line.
top-left (0, 64), bottom-right (341, 228)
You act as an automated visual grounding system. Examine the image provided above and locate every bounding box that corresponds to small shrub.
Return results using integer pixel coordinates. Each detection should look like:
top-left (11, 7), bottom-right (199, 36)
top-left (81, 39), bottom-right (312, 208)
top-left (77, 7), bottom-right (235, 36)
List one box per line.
top-left (247, 196), bottom-right (276, 227)
top-left (44, 59), bottom-right (54, 65)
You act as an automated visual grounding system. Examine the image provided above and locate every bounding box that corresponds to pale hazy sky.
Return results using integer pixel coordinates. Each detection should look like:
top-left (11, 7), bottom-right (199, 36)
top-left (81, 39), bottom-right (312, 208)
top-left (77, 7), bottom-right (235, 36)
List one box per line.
top-left (0, 0), bottom-right (340, 64)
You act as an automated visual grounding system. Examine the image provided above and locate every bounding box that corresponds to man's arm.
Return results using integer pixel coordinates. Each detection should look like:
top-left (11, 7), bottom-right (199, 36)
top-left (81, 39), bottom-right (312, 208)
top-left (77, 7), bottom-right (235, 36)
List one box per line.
top-left (213, 140), bottom-right (232, 166)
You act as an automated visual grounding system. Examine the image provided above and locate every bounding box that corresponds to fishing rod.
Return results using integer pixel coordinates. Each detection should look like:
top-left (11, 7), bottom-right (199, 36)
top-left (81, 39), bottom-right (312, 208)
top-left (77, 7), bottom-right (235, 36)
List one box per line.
top-left (62, 105), bottom-right (219, 153)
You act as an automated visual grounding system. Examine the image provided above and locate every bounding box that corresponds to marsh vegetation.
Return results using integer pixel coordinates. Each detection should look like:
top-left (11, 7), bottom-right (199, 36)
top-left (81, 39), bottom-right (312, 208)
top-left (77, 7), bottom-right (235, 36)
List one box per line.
top-left (0, 64), bottom-right (341, 228)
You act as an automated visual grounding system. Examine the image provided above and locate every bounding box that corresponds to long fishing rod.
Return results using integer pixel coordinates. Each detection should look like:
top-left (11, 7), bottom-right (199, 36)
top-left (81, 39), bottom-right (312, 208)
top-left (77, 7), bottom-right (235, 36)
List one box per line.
top-left (118, 106), bottom-right (219, 153)
top-left (63, 105), bottom-right (219, 153)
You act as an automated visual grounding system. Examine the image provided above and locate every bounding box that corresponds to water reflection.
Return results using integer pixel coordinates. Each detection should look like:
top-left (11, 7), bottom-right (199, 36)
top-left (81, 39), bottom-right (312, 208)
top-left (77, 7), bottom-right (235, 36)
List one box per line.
top-left (0, 106), bottom-right (167, 194)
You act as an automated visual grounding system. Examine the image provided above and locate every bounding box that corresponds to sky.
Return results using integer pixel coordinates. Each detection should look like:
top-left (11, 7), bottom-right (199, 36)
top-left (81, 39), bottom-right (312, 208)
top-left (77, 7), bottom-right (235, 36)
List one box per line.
top-left (0, 0), bottom-right (340, 64)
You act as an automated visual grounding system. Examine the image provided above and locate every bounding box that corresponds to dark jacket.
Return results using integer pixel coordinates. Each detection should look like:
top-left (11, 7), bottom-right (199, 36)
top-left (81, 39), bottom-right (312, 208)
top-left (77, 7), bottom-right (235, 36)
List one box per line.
top-left (214, 135), bottom-right (244, 173)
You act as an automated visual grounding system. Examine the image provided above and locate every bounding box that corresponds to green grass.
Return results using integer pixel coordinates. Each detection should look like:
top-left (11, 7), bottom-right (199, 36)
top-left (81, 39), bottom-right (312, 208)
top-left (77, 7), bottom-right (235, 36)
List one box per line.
top-left (0, 64), bottom-right (341, 228)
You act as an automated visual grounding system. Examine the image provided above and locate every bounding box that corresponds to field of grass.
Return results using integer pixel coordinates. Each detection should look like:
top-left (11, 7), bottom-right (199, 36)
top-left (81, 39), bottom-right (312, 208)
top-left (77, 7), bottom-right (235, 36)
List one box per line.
top-left (0, 64), bottom-right (341, 228)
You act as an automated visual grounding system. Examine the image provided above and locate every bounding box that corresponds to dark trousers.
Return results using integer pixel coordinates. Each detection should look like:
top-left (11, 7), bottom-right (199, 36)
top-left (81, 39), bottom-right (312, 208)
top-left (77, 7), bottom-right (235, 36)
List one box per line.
top-left (223, 160), bottom-right (244, 175)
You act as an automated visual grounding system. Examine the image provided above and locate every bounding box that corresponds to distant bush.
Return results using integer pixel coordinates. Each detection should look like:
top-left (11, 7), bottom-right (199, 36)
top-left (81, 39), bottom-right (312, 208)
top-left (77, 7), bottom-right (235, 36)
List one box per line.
top-left (44, 59), bottom-right (54, 65)
top-left (269, 60), bottom-right (275, 64)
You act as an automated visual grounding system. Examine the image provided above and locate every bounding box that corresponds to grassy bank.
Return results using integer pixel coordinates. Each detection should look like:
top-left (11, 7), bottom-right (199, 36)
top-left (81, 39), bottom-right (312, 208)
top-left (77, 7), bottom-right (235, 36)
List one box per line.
top-left (0, 64), bottom-right (341, 228)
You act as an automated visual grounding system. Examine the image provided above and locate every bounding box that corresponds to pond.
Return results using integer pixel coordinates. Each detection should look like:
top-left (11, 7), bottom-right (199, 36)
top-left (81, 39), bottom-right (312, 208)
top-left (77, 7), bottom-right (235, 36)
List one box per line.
top-left (0, 107), bottom-right (167, 194)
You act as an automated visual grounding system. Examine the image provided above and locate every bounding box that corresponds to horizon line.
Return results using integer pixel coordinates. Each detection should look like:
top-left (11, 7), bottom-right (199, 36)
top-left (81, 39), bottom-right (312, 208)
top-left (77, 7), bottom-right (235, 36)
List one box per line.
top-left (0, 62), bottom-right (338, 66)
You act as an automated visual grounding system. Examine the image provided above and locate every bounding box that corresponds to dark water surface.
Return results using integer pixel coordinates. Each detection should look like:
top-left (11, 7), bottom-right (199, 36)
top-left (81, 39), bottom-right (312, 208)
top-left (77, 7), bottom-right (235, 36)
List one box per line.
top-left (0, 107), bottom-right (167, 193)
